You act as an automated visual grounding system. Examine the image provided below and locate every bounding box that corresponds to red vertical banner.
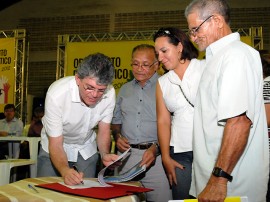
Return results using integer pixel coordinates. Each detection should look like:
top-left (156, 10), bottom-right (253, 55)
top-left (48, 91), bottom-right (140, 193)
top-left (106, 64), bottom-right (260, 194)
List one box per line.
top-left (0, 38), bottom-right (15, 112)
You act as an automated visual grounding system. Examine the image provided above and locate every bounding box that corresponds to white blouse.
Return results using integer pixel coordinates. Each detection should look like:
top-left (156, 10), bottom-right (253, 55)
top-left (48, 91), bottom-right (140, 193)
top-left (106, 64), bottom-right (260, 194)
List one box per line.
top-left (158, 58), bottom-right (205, 153)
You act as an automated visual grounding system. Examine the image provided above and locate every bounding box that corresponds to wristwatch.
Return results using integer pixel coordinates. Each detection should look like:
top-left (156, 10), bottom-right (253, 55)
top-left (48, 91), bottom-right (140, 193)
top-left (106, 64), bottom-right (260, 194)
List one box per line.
top-left (212, 167), bottom-right (233, 182)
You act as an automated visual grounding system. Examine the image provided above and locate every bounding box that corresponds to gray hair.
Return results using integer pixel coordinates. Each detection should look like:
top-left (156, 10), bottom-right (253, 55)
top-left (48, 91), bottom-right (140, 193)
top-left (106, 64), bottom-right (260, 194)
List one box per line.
top-left (185, 0), bottom-right (231, 24)
top-left (77, 53), bottom-right (114, 85)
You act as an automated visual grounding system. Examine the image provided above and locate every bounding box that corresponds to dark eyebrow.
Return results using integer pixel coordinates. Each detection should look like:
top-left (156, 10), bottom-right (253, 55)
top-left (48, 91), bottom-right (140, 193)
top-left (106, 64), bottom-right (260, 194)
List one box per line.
top-left (85, 84), bottom-right (106, 90)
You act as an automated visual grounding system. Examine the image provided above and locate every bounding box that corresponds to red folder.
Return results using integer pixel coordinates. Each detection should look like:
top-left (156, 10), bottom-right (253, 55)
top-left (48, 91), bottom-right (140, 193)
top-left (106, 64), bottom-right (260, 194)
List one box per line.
top-left (36, 182), bottom-right (153, 200)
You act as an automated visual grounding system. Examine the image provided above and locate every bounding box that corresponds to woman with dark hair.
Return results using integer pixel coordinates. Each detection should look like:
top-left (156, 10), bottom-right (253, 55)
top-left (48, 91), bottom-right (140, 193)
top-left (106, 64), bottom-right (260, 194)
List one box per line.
top-left (154, 27), bottom-right (205, 199)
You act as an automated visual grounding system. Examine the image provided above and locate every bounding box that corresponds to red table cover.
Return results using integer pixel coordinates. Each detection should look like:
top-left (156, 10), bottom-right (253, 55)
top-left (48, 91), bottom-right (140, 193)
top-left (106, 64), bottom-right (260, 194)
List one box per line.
top-left (36, 182), bottom-right (153, 200)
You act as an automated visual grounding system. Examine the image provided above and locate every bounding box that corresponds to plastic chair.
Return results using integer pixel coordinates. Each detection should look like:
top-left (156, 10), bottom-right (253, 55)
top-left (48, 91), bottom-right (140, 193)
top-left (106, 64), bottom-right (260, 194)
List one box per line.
top-left (0, 137), bottom-right (40, 186)
top-left (0, 159), bottom-right (35, 185)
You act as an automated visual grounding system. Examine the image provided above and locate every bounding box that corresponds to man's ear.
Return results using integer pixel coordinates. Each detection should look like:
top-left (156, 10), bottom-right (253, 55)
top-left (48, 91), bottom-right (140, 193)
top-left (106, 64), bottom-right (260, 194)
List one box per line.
top-left (75, 74), bottom-right (80, 86)
top-left (213, 14), bottom-right (224, 29)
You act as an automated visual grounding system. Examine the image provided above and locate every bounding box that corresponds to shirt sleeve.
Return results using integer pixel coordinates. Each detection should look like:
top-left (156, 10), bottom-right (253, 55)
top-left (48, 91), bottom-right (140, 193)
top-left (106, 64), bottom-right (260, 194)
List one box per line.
top-left (217, 50), bottom-right (258, 125)
top-left (42, 92), bottom-right (63, 137)
top-left (111, 86), bottom-right (124, 125)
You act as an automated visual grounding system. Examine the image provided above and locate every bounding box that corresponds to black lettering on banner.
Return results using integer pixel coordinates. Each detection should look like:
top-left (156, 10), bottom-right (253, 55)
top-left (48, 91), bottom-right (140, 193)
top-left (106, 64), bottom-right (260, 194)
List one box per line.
top-left (73, 58), bottom-right (83, 69)
top-left (0, 57), bottom-right (11, 64)
top-left (0, 49), bottom-right (7, 56)
top-left (111, 57), bottom-right (121, 67)
top-left (114, 68), bottom-right (128, 79)
top-left (73, 70), bottom-right (77, 75)
top-left (1, 66), bottom-right (10, 71)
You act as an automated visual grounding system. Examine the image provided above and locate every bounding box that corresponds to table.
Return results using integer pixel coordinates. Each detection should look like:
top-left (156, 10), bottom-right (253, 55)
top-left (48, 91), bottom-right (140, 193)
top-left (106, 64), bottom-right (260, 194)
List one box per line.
top-left (0, 177), bottom-right (143, 202)
top-left (0, 136), bottom-right (41, 177)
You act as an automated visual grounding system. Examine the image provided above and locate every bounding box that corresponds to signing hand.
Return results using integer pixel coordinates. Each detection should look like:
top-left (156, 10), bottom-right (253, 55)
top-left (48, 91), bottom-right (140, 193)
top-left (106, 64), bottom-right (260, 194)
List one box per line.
top-left (62, 167), bottom-right (84, 185)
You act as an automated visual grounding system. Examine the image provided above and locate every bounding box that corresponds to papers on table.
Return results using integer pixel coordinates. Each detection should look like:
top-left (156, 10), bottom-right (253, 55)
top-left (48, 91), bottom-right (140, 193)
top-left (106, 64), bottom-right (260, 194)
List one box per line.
top-left (58, 147), bottom-right (147, 189)
top-left (59, 179), bottom-right (103, 189)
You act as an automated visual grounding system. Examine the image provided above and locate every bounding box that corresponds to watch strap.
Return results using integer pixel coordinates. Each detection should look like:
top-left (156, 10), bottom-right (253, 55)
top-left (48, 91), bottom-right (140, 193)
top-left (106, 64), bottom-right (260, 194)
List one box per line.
top-left (212, 167), bottom-right (233, 182)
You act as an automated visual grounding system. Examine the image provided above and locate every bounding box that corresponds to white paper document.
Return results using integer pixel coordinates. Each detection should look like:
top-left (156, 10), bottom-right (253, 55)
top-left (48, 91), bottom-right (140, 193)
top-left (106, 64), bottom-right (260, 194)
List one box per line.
top-left (59, 179), bottom-right (103, 189)
top-left (97, 147), bottom-right (146, 187)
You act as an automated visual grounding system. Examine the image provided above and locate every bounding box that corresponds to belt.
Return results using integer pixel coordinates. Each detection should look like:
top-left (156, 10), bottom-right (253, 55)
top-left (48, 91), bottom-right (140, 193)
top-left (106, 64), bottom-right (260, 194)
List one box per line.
top-left (130, 142), bottom-right (156, 150)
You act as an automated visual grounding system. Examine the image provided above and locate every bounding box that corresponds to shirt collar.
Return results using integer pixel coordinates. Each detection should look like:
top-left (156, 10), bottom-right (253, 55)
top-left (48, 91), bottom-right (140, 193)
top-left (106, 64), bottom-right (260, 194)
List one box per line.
top-left (167, 70), bottom-right (182, 85)
top-left (70, 78), bottom-right (81, 103)
top-left (206, 32), bottom-right (240, 62)
top-left (132, 72), bottom-right (159, 88)
top-left (3, 117), bottom-right (17, 123)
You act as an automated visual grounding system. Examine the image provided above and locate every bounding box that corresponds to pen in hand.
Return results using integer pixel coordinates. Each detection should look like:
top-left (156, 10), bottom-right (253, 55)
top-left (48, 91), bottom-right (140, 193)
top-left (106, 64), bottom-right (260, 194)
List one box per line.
top-left (72, 164), bottom-right (84, 185)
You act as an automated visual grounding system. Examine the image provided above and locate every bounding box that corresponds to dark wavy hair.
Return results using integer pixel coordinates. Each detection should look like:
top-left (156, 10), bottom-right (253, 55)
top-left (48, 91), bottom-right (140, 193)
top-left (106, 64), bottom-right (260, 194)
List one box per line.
top-left (153, 27), bottom-right (199, 60)
top-left (77, 53), bottom-right (114, 85)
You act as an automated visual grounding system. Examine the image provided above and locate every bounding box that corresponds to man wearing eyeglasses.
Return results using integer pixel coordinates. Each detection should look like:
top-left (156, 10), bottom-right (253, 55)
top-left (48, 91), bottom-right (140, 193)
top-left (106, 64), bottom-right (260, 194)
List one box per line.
top-left (111, 44), bottom-right (172, 202)
top-left (37, 53), bottom-right (119, 185)
top-left (185, 0), bottom-right (269, 202)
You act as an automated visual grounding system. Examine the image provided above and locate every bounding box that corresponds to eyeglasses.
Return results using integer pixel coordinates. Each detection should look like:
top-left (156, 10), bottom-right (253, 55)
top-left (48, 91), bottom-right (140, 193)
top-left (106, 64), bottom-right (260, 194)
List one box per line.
top-left (154, 29), bottom-right (180, 42)
top-left (131, 61), bottom-right (158, 70)
top-left (81, 83), bottom-right (107, 95)
top-left (188, 15), bottom-right (213, 37)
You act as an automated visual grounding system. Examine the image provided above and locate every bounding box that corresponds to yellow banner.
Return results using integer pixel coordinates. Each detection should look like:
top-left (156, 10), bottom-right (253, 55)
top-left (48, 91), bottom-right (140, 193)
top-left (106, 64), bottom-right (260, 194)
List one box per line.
top-left (65, 40), bottom-right (165, 94)
top-left (0, 38), bottom-right (16, 112)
